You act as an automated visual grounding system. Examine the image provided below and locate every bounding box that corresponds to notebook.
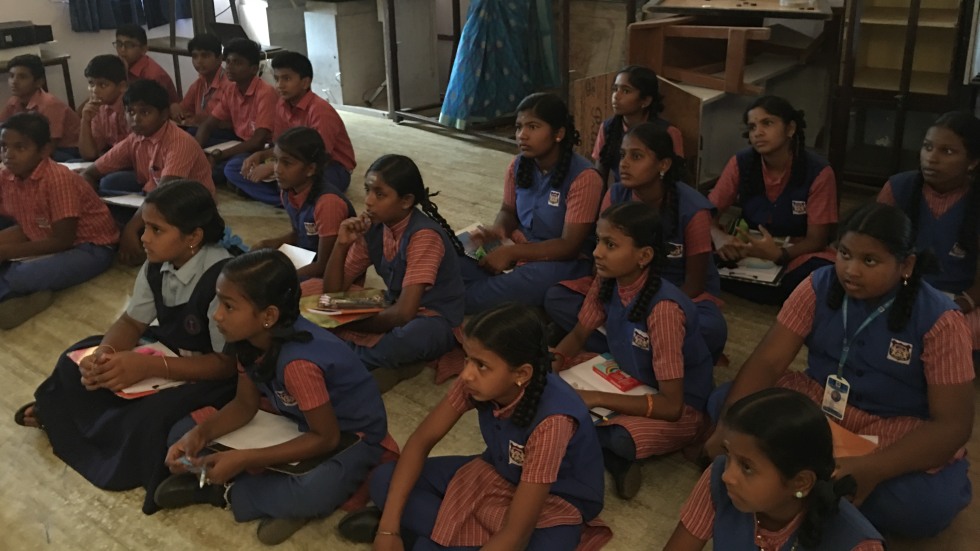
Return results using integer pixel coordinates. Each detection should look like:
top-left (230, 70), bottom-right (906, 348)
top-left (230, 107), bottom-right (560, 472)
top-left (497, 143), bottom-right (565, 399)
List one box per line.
top-left (67, 341), bottom-right (184, 399)
top-left (278, 243), bottom-right (315, 270)
top-left (558, 353), bottom-right (656, 422)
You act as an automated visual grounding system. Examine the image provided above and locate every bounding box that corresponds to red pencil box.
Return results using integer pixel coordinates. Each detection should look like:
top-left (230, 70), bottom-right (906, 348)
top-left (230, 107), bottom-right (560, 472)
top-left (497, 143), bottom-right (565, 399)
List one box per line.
top-left (592, 356), bottom-right (641, 392)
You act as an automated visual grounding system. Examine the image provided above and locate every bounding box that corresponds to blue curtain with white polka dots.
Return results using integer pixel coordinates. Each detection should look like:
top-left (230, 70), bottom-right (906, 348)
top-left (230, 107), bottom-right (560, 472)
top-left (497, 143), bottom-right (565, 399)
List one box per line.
top-left (438, 0), bottom-right (560, 130)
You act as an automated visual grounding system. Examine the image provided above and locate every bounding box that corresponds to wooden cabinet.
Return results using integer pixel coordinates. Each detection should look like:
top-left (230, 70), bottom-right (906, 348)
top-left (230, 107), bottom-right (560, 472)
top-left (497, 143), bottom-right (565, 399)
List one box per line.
top-left (830, 0), bottom-right (976, 185)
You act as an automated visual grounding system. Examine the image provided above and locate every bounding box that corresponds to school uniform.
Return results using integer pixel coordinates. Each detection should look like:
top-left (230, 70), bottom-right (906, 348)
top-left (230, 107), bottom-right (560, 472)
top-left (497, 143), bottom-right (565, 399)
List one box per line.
top-left (168, 317), bottom-right (387, 521)
top-left (590, 115), bottom-right (683, 182)
top-left (32, 244), bottom-right (237, 513)
top-left (577, 273), bottom-right (713, 461)
top-left (284, 183), bottom-right (355, 252)
top-left (879, 171), bottom-right (980, 349)
top-left (338, 209), bottom-right (464, 371)
top-left (369, 373), bottom-right (611, 550)
top-left (462, 154), bottom-right (603, 314)
top-left (212, 76), bottom-right (277, 192)
top-left (95, 120), bottom-right (215, 198)
top-left (710, 265), bottom-right (973, 538)
top-left (89, 95), bottom-right (130, 154)
top-left (1, 89), bottom-right (81, 159)
top-left (0, 159), bottom-right (117, 301)
top-left (708, 148), bottom-right (837, 304)
top-left (128, 56), bottom-right (180, 104)
top-left (544, 181), bottom-right (727, 361)
top-left (679, 456), bottom-right (885, 550)
top-left (225, 91), bottom-right (357, 204)
top-left (178, 68), bottom-right (238, 145)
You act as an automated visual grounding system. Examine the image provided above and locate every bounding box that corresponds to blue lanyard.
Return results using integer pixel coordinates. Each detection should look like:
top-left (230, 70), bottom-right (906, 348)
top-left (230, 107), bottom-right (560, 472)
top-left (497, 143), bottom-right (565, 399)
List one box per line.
top-left (839, 296), bottom-right (894, 377)
top-left (200, 68), bottom-right (224, 111)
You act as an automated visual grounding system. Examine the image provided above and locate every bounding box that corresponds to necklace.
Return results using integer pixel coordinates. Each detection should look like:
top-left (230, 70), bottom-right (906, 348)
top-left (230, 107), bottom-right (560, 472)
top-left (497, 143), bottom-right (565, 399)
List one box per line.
top-left (755, 516), bottom-right (799, 551)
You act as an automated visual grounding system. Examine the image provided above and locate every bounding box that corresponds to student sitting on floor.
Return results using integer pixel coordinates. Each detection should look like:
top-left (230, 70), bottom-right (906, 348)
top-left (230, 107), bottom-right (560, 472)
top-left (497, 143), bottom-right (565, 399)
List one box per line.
top-left (78, 55), bottom-right (130, 161)
top-left (338, 303), bottom-right (611, 551)
top-left (170, 33), bottom-right (235, 144)
top-left (14, 181), bottom-right (237, 515)
top-left (0, 54), bottom-right (80, 161)
top-left (194, 38), bottom-right (277, 188)
top-left (553, 202), bottom-right (714, 500)
top-left (664, 388), bottom-right (884, 551)
top-left (322, 154), bottom-right (464, 391)
top-left (704, 203), bottom-right (974, 539)
top-left (252, 127), bottom-right (354, 279)
top-left (460, 92), bottom-right (603, 314)
top-left (156, 249), bottom-right (387, 545)
top-left (235, 51), bottom-right (357, 204)
top-left (82, 79), bottom-right (215, 265)
top-left (114, 23), bottom-right (179, 104)
top-left (546, 122), bottom-right (727, 362)
top-left (0, 112), bottom-right (118, 328)
top-left (877, 111), bottom-right (980, 357)
top-left (709, 95), bottom-right (837, 305)
top-left (593, 64), bottom-right (683, 185)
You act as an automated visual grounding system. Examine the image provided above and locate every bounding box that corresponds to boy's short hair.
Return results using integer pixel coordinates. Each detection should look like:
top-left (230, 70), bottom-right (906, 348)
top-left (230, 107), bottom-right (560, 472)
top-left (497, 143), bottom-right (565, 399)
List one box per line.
top-left (0, 112), bottom-right (52, 147)
top-left (7, 54), bottom-right (45, 81)
top-left (188, 33), bottom-right (223, 57)
top-left (115, 24), bottom-right (148, 45)
top-left (271, 51), bottom-right (313, 80)
top-left (223, 38), bottom-right (261, 67)
top-left (84, 54), bottom-right (127, 83)
top-left (123, 79), bottom-right (170, 112)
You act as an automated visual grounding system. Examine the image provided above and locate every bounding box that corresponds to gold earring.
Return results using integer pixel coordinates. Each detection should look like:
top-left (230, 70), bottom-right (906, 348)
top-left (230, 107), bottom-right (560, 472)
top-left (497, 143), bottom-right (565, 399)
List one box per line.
top-left (516, 380), bottom-right (523, 388)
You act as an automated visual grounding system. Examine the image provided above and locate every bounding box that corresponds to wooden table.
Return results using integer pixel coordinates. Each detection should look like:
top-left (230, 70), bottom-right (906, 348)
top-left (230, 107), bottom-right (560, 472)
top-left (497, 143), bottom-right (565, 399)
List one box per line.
top-left (0, 52), bottom-right (74, 109)
top-left (644, 0), bottom-right (832, 20)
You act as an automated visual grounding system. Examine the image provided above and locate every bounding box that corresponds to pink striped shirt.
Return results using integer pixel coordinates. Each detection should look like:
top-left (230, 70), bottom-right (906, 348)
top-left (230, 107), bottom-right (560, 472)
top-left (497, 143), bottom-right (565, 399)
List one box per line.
top-left (1, 89), bottom-right (80, 148)
top-left (211, 76), bottom-right (277, 141)
top-left (95, 120), bottom-right (215, 194)
top-left (282, 359), bottom-right (330, 410)
top-left (273, 91), bottom-right (356, 172)
top-left (709, 155), bottom-right (838, 270)
top-left (502, 157), bottom-right (603, 243)
top-left (128, 55), bottom-right (179, 104)
top-left (680, 465), bottom-right (884, 551)
top-left (90, 96), bottom-right (130, 152)
top-left (0, 158), bottom-right (118, 246)
top-left (179, 68), bottom-right (230, 119)
top-left (284, 187), bottom-right (350, 238)
top-left (431, 377), bottom-right (583, 547)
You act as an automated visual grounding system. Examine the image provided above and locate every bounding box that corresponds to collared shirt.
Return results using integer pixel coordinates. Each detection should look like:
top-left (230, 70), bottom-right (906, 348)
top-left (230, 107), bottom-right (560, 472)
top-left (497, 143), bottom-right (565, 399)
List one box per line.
top-left (0, 158), bottom-right (117, 245)
top-left (284, 186), bottom-right (351, 238)
top-left (211, 76), bottom-right (277, 141)
top-left (0, 89), bottom-right (80, 148)
top-left (179, 68), bottom-right (230, 119)
top-left (128, 55), bottom-right (180, 104)
top-left (127, 244), bottom-right (232, 350)
top-left (274, 91), bottom-right (356, 171)
top-left (91, 96), bottom-right (130, 152)
top-left (95, 120), bottom-right (215, 194)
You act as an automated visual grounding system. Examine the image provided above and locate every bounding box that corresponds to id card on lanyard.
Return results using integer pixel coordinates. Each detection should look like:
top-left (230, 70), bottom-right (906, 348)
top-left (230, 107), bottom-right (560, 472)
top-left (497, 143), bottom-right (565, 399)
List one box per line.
top-left (822, 296), bottom-right (894, 420)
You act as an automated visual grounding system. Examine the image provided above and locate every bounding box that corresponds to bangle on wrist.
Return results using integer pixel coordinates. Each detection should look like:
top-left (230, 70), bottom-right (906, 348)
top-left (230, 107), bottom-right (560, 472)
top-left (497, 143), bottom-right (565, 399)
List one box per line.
top-left (162, 355), bottom-right (171, 379)
top-left (959, 292), bottom-right (976, 311)
top-left (377, 530), bottom-right (401, 537)
top-left (95, 344), bottom-right (116, 355)
top-left (645, 393), bottom-right (655, 418)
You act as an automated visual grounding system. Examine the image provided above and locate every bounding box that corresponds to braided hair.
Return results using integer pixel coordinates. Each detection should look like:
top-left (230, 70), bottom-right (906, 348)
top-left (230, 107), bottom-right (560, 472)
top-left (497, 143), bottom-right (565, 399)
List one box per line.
top-left (740, 96), bottom-right (808, 198)
top-left (220, 249), bottom-right (312, 383)
top-left (598, 65), bottom-right (665, 171)
top-left (463, 303), bottom-right (550, 428)
top-left (596, 202), bottom-right (667, 322)
top-left (366, 154), bottom-right (465, 256)
top-left (515, 93), bottom-right (581, 191)
top-left (624, 122), bottom-right (687, 236)
top-left (907, 111), bottom-right (980, 259)
top-left (724, 388), bottom-right (858, 549)
top-left (828, 204), bottom-right (939, 332)
top-left (275, 126), bottom-right (330, 206)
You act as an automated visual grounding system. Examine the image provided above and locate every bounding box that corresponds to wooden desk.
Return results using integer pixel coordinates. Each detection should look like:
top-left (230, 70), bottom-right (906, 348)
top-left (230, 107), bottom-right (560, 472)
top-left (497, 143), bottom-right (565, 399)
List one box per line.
top-left (644, 0), bottom-right (832, 20)
top-left (0, 52), bottom-right (74, 109)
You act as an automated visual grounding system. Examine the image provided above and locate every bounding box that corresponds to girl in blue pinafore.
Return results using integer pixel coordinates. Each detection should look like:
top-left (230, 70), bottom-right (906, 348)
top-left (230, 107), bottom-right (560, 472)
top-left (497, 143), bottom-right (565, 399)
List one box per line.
top-left (252, 127), bottom-right (354, 280)
top-left (461, 92), bottom-right (603, 314)
top-left (156, 249), bottom-right (387, 545)
top-left (665, 388), bottom-right (884, 551)
top-left (338, 303), bottom-right (611, 551)
top-left (706, 203), bottom-right (974, 539)
top-left (16, 180), bottom-right (238, 514)
top-left (546, 122), bottom-right (727, 361)
top-left (877, 111), bottom-right (980, 352)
